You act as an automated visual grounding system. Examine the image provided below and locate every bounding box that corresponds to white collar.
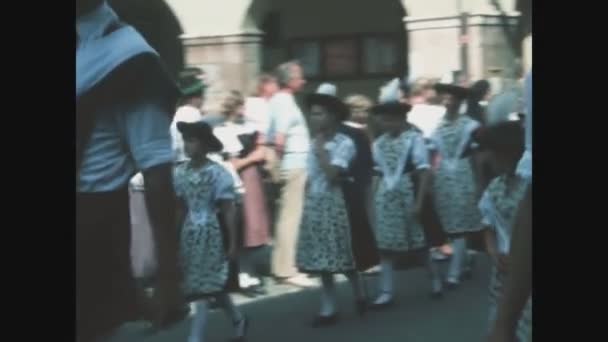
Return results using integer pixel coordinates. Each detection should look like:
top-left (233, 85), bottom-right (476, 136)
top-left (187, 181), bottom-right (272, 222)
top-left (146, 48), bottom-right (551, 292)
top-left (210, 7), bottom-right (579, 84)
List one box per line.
top-left (76, 2), bottom-right (118, 42)
top-left (344, 121), bottom-right (366, 129)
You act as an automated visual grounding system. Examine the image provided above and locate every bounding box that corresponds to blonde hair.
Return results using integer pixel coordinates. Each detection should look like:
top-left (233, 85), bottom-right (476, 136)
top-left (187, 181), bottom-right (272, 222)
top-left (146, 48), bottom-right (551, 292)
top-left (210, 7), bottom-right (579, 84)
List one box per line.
top-left (255, 73), bottom-right (278, 96)
top-left (220, 90), bottom-right (245, 117)
top-left (410, 77), bottom-right (434, 97)
top-left (344, 94), bottom-right (373, 124)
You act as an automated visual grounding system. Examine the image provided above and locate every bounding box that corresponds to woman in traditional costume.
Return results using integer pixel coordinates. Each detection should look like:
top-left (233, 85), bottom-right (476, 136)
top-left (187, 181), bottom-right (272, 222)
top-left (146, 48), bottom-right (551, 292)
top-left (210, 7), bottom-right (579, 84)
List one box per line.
top-left (174, 121), bottom-right (248, 342)
top-left (296, 85), bottom-right (371, 327)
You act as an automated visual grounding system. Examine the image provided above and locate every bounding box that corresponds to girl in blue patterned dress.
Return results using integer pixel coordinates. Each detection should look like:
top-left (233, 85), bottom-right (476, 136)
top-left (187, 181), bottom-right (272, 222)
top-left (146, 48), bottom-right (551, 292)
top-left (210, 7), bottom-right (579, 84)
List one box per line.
top-left (296, 86), bottom-right (368, 327)
top-left (368, 79), bottom-right (438, 306)
top-left (475, 121), bottom-right (532, 342)
top-left (173, 121), bottom-right (248, 342)
top-left (430, 83), bottom-right (483, 289)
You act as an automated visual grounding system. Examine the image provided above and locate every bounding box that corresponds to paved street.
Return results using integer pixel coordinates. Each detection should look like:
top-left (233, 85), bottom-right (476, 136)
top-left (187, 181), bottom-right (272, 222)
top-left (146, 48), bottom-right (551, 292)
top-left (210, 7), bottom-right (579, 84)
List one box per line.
top-left (110, 254), bottom-right (491, 342)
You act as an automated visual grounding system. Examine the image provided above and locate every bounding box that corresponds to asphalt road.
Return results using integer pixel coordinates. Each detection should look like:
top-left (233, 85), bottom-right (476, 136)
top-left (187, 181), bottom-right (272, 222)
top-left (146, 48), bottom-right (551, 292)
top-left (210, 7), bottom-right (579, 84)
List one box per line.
top-left (109, 254), bottom-right (491, 342)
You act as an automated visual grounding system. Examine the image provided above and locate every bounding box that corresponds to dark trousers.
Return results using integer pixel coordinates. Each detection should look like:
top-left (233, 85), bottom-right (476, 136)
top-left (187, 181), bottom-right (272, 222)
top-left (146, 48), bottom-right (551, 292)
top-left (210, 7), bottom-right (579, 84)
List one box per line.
top-left (77, 188), bottom-right (138, 342)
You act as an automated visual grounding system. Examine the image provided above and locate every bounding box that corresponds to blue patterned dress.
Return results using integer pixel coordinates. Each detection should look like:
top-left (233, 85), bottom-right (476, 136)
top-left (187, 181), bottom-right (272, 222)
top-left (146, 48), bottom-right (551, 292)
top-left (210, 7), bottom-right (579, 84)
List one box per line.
top-left (173, 161), bottom-right (235, 299)
top-left (372, 129), bottom-right (430, 252)
top-left (296, 133), bottom-right (357, 273)
top-left (479, 175), bottom-right (532, 341)
top-left (431, 115), bottom-right (482, 234)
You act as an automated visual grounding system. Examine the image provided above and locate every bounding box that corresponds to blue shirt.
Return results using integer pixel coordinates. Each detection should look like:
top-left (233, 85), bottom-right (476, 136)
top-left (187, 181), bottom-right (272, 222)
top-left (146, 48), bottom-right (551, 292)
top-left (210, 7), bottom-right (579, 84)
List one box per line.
top-left (77, 2), bottom-right (174, 192)
top-left (267, 92), bottom-right (310, 170)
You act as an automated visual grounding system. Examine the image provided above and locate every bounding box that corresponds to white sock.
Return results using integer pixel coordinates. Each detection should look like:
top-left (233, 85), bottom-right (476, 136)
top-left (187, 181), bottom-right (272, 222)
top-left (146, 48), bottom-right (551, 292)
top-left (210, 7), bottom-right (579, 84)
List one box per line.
top-left (379, 258), bottom-right (394, 294)
top-left (447, 238), bottom-right (467, 283)
top-left (319, 274), bottom-right (337, 316)
top-left (188, 300), bottom-right (209, 342)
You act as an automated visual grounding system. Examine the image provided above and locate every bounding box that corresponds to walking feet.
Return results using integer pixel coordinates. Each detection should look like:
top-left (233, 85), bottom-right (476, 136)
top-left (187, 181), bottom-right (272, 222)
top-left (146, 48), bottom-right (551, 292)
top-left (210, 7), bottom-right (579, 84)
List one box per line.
top-left (311, 313), bottom-right (340, 328)
top-left (445, 277), bottom-right (460, 290)
top-left (370, 292), bottom-right (394, 310)
top-left (356, 298), bottom-right (368, 317)
top-left (279, 274), bottom-right (318, 288)
top-left (231, 316), bottom-right (249, 342)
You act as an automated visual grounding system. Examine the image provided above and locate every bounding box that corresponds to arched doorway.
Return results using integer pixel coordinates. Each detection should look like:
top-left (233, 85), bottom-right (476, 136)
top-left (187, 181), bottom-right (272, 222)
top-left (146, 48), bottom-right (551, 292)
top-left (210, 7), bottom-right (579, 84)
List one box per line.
top-left (245, 0), bottom-right (408, 100)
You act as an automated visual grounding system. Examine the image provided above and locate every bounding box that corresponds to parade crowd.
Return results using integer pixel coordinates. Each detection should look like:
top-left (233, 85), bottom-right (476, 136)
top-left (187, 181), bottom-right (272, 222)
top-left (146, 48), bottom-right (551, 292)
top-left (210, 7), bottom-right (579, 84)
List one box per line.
top-left (77, 2), bottom-right (532, 342)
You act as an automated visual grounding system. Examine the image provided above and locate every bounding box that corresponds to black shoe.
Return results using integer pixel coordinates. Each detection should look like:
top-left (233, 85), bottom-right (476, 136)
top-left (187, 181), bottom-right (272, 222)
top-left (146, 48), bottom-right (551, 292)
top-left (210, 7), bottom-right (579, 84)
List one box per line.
top-left (231, 316), bottom-right (249, 342)
top-left (445, 281), bottom-right (459, 290)
top-left (355, 299), bottom-right (368, 317)
top-left (311, 313), bottom-right (339, 328)
top-left (430, 291), bottom-right (443, 300)
top-left (249, 285), bottom-right (268, 296)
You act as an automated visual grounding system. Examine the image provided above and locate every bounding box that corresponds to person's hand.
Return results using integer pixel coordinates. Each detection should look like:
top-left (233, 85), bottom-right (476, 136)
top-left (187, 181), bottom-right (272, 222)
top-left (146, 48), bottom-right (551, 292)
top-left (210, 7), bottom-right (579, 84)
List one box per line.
top-left (248, 149), bottom-right (266, 163)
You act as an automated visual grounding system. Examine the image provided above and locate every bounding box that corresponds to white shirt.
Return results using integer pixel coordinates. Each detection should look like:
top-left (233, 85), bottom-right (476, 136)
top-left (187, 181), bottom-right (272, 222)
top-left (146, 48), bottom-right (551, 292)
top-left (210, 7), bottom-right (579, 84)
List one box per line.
top-left (267, 92), bottom-right (311, 170)
top-left (407, 104), bottom-right (445, 139)
top-left (244, 97), bottom-right (271, 135)
top-left (170, 105), bottom-right (203, 163)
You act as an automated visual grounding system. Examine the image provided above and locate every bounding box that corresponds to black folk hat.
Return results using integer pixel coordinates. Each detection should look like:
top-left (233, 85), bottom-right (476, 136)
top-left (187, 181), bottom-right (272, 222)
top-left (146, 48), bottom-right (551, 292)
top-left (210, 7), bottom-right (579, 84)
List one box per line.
top-left (473, 121), bottom-right (525, 156)
top-left (176, 121), bottom-right (223, 152)
top-left (305, 83), bottom-right (350, 121)
top-left (370, 78), bottom-right (412, 116)
top-left (434, 83), bottom-right (469, 100)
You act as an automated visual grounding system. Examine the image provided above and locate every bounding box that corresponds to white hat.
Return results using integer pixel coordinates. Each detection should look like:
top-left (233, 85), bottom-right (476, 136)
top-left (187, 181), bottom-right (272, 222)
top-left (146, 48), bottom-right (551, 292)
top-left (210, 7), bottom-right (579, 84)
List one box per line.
top-left (378, 78), bottom-right (401, 104)
top-left (316, 83), bottom-right (338, 97)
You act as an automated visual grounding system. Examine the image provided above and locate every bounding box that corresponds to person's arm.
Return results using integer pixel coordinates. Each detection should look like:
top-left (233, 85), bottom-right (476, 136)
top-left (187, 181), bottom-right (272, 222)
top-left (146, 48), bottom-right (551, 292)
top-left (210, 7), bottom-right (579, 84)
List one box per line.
top-left (124, 97), bottom-right (182, 325)
top-left (271, 96), bottom-right (292, 160)
top-left (143, 165), bottom-right (180, 279)
top-left (484, 227), bottom-right (503, 270)
top-left (213, 168), bottom-right (238, 259)
top-left (489, 186), bottom-right (532, 341)
top-left (274, 133), bottom-right (287, 160)
top-left (230, 144), bottom-right (266, 171)
top-left (412, 135), bottom-right (431, 215)
top-left (314, 138), bottom-right (341, 182)
top-left (471, 151), bottom-right (486, 200)
top-left (219, 199), bottom-right (239, 259)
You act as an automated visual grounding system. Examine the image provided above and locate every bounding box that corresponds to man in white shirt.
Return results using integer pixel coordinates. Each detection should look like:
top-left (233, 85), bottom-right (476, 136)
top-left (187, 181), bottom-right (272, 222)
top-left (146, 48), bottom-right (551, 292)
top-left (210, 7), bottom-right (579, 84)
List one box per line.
top-left (245, 73), bottom-right (279, 135)
top-left (267, 61), bottom-right (316, 288)
top-left (170, 74), bottom-right (205, 163)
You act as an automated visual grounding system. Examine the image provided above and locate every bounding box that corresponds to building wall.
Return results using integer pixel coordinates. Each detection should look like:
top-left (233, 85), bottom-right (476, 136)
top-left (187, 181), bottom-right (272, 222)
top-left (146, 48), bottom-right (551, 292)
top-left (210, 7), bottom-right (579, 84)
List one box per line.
top-left (165, 0), bottom-right (525, 110)
top-left (258, 0), bottom-right (407, 102)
